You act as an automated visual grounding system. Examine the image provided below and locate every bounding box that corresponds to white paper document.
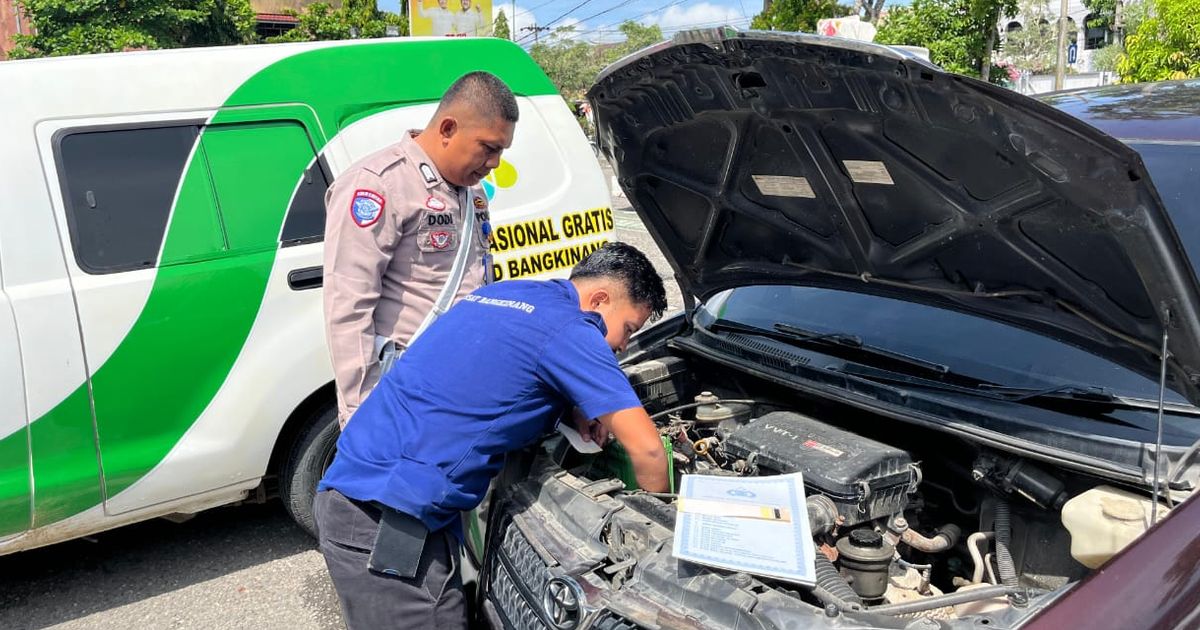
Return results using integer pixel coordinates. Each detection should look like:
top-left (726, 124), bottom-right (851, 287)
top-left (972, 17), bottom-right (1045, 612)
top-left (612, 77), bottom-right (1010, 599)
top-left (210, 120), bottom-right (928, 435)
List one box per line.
top-left (557, 422), bottom-right (603, 454)
top-left (672, 472), bottom-right (816, 585)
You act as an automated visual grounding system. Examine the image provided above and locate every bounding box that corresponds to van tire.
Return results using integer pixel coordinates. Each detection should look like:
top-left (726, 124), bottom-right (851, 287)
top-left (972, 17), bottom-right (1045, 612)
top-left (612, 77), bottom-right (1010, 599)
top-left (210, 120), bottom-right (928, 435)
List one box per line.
top-left (281, 402), bottom-right (339, 538)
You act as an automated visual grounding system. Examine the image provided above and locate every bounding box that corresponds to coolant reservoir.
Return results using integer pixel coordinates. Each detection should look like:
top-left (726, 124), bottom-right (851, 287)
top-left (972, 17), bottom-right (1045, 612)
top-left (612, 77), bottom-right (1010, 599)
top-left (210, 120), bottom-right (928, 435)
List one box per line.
top-left (1061, 485), bottom-right (1170, 569)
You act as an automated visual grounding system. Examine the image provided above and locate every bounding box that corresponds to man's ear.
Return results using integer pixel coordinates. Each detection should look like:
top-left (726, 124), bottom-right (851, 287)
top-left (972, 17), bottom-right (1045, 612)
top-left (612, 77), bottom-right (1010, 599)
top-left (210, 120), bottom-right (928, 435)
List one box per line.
top-left (588, 287), bottom-right (611, 311)
top-left (438, 116), bottom-right (458, 143)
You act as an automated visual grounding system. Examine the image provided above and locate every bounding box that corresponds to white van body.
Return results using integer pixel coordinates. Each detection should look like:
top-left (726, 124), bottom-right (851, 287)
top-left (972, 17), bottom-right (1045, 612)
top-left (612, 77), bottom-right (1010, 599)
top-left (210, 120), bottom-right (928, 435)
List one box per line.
top-left (0, 37), bottom-right (613, 553)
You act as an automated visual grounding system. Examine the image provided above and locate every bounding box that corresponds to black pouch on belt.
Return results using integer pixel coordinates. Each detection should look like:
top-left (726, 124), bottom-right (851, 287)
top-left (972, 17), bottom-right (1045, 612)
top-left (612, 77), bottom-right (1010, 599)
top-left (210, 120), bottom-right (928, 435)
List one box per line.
top-left (368, 508), bottom-right (428, 578)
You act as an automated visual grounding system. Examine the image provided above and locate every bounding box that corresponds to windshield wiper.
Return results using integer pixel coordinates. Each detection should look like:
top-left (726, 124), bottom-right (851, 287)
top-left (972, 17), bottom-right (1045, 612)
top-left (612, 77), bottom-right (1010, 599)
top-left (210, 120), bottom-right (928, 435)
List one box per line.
top-left (706, 319), bottom-right (952, 378)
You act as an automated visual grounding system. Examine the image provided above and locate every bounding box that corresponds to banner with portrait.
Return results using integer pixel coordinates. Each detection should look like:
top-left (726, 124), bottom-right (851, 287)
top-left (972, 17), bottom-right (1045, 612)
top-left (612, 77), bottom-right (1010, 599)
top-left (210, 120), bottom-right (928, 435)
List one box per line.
top-left (409, 0), bottom-right (493, 37)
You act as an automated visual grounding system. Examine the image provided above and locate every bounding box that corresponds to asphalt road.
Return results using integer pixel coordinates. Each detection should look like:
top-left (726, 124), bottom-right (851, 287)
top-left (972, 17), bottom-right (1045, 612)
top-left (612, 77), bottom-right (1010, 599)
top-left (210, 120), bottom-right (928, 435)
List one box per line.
top-left (0, 168), bottom-right (674, 630)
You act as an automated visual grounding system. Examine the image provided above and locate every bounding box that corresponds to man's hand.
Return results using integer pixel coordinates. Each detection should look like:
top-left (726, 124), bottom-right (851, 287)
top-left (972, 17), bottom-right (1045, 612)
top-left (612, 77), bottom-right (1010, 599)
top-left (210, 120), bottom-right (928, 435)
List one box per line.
top-left (598, 407), bottom-right (669, 492)
top-left (572, 407), bottom-right (610, 446)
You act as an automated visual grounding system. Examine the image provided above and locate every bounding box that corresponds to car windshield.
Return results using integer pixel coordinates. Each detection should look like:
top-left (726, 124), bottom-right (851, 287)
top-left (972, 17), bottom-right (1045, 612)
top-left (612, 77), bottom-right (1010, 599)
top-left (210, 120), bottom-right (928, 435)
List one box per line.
top-left (695, 141), bottom-right (1200, 407)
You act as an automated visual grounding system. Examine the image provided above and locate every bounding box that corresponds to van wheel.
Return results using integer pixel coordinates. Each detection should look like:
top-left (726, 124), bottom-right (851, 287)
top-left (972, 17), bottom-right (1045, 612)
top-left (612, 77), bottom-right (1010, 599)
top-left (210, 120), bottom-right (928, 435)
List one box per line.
top-left (281, 402), bottom-right (339, 538)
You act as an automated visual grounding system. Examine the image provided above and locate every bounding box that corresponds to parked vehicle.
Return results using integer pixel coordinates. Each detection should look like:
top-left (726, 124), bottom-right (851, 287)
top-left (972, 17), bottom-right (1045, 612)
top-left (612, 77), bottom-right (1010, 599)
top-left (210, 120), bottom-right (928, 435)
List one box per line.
top-left (0, 37), bottom-right (612, 554)
top-left (475, 32), bottom-right (1200, 629)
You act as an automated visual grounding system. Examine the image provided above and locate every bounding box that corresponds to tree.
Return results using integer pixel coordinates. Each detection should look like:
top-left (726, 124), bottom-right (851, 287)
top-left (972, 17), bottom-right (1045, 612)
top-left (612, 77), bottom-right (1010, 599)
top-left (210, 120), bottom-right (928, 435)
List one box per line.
top-left (10, 0), bottom-right (256, 58)
top-left (852, 0), bottom-right (888, 23)
top-left (751, 0), bottom-right (853, 32)
top-left (874, 0), bottom-right (1010, 81)
top-left (1117, 0), bottom-right (1200, 81)
top-left (494, 9), bottom-right (511, 40)
top-left (528, 21), bottom-right (664, 104)
top-left (1001, 0), bottom-right (1058, 73)
top-left (1082, 0), bottom-right (1116, 32)
top-left (267, 0), bottom-right (407, 42)
top-left (970, 0), bottom-right (1018, 81)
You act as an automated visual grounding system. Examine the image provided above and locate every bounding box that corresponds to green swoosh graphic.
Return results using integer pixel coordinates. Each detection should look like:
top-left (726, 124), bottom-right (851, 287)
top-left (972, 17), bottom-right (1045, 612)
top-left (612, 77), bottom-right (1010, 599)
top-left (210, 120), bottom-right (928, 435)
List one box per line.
top-left (1, 39), bottom-right (556, 536)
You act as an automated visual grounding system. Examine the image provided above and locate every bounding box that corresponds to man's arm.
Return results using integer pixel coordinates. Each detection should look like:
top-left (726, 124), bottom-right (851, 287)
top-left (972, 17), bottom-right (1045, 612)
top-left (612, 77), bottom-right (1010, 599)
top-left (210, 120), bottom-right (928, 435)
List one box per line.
top-left (598, 407), bottom-right (669, 492)
top-left (322, 168), bottom-right (400, 423)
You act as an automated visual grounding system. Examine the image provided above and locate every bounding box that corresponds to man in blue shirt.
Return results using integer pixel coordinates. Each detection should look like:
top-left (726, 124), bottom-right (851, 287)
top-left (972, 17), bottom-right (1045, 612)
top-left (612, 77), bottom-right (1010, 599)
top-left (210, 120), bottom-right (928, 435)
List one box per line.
top-left (314, 242), bottom-right (670, 629)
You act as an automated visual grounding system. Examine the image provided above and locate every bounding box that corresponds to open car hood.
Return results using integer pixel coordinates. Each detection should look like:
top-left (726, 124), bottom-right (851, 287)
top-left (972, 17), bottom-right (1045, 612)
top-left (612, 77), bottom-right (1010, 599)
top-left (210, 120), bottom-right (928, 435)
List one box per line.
top-left (588, 29), bottom-right (1200, 404)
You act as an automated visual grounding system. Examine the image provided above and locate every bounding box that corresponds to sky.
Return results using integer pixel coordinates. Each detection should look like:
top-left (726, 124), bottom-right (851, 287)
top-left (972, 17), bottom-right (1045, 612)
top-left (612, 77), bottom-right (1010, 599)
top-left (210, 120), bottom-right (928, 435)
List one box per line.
top-left (377, 0), bottom-right (911, 46)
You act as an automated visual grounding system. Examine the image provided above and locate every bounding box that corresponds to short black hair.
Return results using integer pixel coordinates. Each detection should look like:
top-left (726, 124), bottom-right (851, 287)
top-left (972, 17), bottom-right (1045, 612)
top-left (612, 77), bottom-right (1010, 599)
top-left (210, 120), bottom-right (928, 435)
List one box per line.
top-left (438, 71), bottom-right (519, 123)
top-left (570, 242), bottom-right (668, 319)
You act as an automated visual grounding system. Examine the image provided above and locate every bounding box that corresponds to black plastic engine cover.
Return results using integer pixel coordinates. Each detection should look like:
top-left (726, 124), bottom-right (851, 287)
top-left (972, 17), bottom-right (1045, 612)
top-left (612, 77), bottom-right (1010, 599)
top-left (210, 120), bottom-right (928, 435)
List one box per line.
top-left (724, 411), bottom-right (918, 526)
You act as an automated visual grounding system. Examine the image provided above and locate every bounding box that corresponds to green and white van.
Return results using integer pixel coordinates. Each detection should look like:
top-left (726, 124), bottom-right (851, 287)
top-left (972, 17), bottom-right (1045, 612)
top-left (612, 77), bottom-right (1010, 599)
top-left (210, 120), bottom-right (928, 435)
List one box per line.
top-left (0, 37), bottom-right (614, 553)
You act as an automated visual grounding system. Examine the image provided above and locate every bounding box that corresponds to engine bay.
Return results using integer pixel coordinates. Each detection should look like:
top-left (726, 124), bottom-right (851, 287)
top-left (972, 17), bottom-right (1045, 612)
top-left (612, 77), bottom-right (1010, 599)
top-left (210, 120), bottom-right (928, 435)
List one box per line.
top-left (554, 352), bottom-right (1176, 622)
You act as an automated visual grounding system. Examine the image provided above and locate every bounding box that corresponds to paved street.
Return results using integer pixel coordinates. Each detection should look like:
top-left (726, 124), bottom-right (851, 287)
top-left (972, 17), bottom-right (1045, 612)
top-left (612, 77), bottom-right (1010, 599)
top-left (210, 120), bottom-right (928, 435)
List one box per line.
top-left (0, 166), bottom-right (674, 630)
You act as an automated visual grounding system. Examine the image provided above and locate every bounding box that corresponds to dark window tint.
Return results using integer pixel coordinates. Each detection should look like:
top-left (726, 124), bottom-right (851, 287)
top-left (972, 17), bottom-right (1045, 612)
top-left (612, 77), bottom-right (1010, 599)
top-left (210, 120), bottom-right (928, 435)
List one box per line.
top-left (1130, 142), bottom-right (1200, 277)
top-left (57, 125), bottom-right (199, 273)
top-left (281, 157), bottom-right (332, 245)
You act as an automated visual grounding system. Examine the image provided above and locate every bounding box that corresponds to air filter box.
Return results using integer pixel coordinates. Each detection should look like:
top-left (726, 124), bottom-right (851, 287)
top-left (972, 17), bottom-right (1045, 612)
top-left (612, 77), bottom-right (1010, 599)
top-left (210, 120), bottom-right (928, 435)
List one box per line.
top-left (724, 411), bottom-right (919, 527)
top-left (623, 356), bottom-right (691, 412)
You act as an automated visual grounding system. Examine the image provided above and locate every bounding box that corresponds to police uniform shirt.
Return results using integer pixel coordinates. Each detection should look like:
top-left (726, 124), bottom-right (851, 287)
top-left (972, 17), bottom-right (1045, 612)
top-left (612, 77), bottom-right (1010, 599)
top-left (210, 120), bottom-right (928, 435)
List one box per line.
top-left (323, 132), bottom-right (491, 424)
top-left (319, 278), bottom-right (642, 535)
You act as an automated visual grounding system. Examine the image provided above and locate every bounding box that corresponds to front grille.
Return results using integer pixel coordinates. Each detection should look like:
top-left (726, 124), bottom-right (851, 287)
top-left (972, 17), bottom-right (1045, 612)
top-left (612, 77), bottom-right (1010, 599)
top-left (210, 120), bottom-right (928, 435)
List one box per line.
top-left (487, 521), bottom-right (552, 629)
top-left (490, 560), bottom-right (548, 629)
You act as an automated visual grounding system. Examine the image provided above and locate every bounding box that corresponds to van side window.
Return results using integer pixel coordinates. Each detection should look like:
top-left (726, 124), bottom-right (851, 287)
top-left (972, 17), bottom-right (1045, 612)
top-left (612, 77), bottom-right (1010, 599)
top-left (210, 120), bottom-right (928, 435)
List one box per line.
top-left (281, 159), bottom-right (332, 245)
top-left (56, 124), bottom-right (201, 274)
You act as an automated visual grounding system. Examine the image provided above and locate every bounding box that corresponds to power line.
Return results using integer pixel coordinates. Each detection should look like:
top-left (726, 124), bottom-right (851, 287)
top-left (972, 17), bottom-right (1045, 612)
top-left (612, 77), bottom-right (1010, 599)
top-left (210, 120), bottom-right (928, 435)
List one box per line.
top-left (593, 0), bottom-right (686, 31)
top-left (575, 15), bottom-right (752, 37)
top-left (574, 0), bottom-right (642, 25)
top-left (516, 0), bottom-right (601, 42)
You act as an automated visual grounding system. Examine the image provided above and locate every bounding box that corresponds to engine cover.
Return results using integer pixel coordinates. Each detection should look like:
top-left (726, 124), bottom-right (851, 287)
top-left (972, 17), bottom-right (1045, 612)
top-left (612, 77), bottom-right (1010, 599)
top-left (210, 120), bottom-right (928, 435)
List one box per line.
top-left (724, 411), bottom-right (919, 527)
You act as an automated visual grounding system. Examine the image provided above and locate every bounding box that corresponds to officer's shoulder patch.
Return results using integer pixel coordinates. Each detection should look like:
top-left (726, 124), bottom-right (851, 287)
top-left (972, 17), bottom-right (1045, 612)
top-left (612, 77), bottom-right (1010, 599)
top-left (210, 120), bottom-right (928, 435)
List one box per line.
top-left (419, 163), bottom-right (438, 184)
top-left (349, 189), bottom-right (385, 227)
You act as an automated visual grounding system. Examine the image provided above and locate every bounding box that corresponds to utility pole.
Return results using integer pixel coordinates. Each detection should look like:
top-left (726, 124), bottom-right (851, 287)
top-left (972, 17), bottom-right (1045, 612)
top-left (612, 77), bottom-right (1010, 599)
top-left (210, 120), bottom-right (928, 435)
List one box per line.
top-left (1054, 0), bottom-right (1069, 90)
top-left (512, 0), bottom-right (517, 41)
top-left (522, 24), bottom-right (549, 43)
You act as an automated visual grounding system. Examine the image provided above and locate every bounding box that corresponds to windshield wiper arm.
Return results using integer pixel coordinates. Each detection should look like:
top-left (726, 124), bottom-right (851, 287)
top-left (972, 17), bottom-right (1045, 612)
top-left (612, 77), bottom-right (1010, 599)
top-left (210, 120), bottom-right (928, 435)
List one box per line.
top-left (772, 322), bottom-right (952, 377)
top-left (704, 319), bottom-right (952, 377)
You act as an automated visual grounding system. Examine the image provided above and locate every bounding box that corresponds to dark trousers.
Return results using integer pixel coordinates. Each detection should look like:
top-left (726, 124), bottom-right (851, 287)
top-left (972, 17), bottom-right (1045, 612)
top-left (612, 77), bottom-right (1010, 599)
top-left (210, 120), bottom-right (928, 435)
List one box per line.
top-left (314, 489), bottom-right (467, 630)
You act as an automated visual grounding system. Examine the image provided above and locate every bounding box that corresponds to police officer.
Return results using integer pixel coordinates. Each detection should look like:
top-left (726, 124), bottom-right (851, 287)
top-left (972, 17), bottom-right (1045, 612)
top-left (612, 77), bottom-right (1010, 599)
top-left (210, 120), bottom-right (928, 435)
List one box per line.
top-left (314, 242), bottom-right (670, 629)
top-left (323, 71), bottom-right (515, 428)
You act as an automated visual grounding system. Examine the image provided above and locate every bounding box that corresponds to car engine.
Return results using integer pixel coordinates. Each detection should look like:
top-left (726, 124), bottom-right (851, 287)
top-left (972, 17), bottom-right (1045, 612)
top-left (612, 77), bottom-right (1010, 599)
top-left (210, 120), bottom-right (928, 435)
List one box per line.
top-left (588, 353), bottom-right (1144, 619)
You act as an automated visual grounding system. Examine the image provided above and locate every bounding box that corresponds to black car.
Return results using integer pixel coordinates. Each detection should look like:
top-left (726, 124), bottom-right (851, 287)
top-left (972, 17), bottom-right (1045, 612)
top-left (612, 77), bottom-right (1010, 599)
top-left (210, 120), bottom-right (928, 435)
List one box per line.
top-left (473, 31), bottom-right (1200, 630)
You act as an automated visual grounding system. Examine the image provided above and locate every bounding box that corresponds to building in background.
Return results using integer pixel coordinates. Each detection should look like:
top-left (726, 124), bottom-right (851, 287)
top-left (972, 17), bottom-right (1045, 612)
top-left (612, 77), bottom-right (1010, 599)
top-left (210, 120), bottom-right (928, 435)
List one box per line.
top-left (1, 0), bottom-right (33, 60)
top-left (250, 0), bottom-right (345, 39)
top-left (998, 0), bottom-right (1113, 74)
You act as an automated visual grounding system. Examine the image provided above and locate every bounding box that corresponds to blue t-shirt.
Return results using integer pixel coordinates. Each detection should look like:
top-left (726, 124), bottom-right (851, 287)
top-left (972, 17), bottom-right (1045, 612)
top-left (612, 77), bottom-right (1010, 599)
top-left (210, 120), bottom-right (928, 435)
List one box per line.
top-left (319, 278), bottom-right (642, 534)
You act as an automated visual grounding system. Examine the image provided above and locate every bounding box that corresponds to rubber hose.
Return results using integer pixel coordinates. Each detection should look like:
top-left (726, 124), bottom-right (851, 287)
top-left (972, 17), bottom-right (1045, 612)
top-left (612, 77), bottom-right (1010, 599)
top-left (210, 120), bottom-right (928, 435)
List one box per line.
top-left (994, 500), bottom-right (1019, 588)
top-left (900, 523), bottom-right (962, 553)
top-left (868, 585), bottom-right (1020, 615)
top-left (812, 552), bottom-right (863, 609)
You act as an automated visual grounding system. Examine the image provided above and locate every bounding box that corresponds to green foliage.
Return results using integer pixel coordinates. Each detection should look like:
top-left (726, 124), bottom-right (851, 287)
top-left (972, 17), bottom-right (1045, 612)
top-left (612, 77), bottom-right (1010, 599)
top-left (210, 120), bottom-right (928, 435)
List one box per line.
top-left (750, 0), bottom-right (852, 32)
top-left (266, 0), bottom-right (407, 42)
top-left (874, 0), bottom-right (1013, 81)
top-left (528, 21), bottom-right (663, 103)
top-left (1002, 0), bottom-right (1057, 73)
top-left (1081, 0), bottom-right (1115, 30)
top-left (11, 0), bottom-right (256, 58)
top-left (875, 0), bottom-right (983, 76)
top-left (494, 9), bottom-right (511, 41)
top-left (1090, 41), bottom-right (1124, 71)
top-left (1117, 0), bottom-right (1200, 81)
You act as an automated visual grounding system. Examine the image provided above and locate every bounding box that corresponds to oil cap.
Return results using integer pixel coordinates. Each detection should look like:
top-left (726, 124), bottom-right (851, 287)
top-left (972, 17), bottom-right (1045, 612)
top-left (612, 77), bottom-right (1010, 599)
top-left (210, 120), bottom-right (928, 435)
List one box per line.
top-left (848, 528), bottom-right (884, 549)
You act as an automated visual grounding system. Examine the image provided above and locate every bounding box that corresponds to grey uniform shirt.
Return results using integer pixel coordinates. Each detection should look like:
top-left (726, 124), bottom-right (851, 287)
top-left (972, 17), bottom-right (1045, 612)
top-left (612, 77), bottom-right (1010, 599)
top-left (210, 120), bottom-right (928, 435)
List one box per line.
top-left (323, 132), bottom-right (491, 424)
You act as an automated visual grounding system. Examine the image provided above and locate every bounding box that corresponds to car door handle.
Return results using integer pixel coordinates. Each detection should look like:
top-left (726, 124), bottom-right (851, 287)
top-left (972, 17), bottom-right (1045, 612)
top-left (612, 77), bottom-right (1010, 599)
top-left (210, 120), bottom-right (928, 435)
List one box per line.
top-left (288, 266), bottom-right (323, 291)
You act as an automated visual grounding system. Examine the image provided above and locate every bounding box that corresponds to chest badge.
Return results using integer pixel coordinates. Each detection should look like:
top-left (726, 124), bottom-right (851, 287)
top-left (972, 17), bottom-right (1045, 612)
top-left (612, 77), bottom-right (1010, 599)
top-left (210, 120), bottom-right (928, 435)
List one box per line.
top-left (473, 196), bottom-right (487, 210)
top-left (429, 231), bottom-right (453, 250)
top-left (426, 195), bottom-right (447, 211)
